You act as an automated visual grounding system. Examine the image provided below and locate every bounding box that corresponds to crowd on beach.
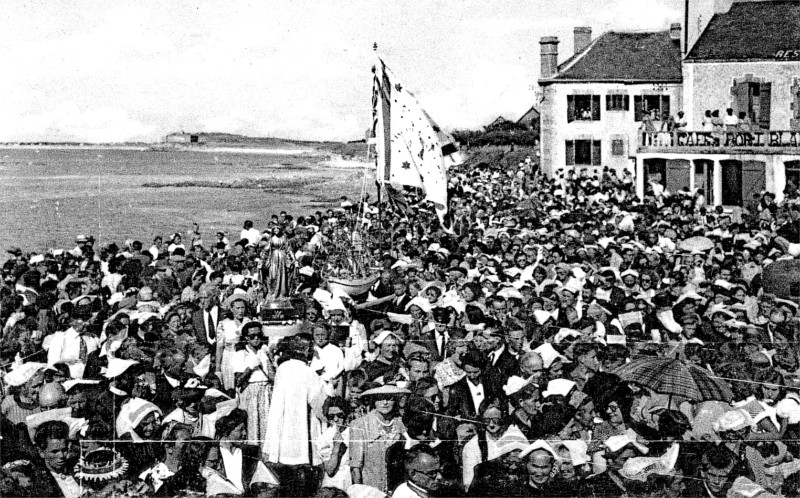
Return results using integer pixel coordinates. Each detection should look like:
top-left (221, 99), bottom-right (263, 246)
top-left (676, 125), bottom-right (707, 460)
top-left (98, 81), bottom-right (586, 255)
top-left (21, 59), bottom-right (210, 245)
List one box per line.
top-left (4, 154), bottom-right (800, 498)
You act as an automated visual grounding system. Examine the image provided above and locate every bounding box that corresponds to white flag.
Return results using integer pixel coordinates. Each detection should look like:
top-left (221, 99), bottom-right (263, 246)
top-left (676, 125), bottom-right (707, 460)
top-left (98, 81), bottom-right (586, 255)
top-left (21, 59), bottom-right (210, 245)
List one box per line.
top-left (373, 58), bottom-right (450, 218)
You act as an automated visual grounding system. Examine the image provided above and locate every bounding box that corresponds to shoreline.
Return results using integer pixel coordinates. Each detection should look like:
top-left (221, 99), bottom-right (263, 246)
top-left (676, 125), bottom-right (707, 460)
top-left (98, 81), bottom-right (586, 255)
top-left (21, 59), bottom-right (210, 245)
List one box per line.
top-left (0, 144), bottom-right (373, 167)
top-left (0, 144), bottom-right (316, 155)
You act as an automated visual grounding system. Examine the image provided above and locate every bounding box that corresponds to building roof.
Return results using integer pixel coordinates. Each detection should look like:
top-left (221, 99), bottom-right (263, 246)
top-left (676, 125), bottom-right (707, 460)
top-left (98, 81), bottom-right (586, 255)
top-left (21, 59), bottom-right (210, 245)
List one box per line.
top-left (486, 116), bottom-right (511, 128)
top-left (545, 31), bottom-right (682, 83)
top-left (517, 105), bottom-right (540, 124)
top-left (686, 0), bottom-right (800, 62)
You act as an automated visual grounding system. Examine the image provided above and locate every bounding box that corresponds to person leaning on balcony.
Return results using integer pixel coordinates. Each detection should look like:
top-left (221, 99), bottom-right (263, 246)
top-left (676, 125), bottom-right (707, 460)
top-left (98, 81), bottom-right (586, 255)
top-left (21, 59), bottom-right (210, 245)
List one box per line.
top-left (657, 112), bottom-right (674, 146)
top-left (738, 112), bottom-right (753, 134)
top-left (639, 113), bottom-right (656, 146)
top-left (711, 110), bottom-right (724, 144)
top-left (675, 111), bottom-right (687, 132)
top-left (724, 108), bottom-right (739, 132)
top-left (702, 110), bottom-right (714, 132)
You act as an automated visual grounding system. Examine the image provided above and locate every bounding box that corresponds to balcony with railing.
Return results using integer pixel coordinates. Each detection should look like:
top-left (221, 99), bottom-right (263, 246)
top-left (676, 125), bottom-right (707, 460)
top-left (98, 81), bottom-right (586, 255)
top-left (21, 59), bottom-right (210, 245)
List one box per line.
top-left (638, 130), bottom-right (800, 154)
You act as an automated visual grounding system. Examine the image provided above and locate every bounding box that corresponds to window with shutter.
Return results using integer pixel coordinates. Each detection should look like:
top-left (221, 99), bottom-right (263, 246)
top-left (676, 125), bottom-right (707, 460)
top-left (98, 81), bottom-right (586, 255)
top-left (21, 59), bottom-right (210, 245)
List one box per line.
top-left (567, 96), bottom-right (576, 123)
top-left (565, 141), bottom-right (575, 165)
top-left (624, 95), bottom-right (630, 111)
top-left (661, 96), bottom-right (670, 119)
top-left (591, 140), bottom-right (601, 165)
top-left (733, 82), bottom-right (750, 119)
top-left (759, 83), bottom-right (771, 129)
top-left (792, 80), bottom-right (800, 130)
top-left (634, 96), bottom-right (643, 121)
top-left (786, 161), bottom-right (800, 191)
top-left (575, 140), bottom-right (592, 165)
top-left (592, 95), bottom-right (601, 121)
top-left (607, 95), bottom-right (627, 111)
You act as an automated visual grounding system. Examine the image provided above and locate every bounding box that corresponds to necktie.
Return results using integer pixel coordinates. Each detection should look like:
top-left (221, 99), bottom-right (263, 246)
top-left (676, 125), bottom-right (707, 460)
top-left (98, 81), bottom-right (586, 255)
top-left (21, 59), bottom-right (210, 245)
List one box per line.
top-left (207, 312), bottom-right (215, 340)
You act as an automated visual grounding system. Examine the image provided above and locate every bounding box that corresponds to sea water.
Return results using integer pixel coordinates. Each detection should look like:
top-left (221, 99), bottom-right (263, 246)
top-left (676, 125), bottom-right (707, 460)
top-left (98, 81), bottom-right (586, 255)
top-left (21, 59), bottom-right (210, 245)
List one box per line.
top-left (0, 147), bottom-right (373, 252)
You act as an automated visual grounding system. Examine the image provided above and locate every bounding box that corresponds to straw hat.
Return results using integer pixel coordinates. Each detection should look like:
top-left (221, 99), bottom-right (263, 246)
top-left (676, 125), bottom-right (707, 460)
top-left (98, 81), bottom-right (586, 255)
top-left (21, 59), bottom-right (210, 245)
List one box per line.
top-left (224, 289), bottom-right (251, 309)
top-left (360, 384), bottom-right (410, 398)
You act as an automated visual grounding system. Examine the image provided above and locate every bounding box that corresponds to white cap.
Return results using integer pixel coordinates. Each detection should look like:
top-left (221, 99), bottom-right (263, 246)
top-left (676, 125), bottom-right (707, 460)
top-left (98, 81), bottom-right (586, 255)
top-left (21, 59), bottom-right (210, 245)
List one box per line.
top-left (533, 343), bottom-right (570, 369)
top-left (543, 379), bottom-right (576, 398)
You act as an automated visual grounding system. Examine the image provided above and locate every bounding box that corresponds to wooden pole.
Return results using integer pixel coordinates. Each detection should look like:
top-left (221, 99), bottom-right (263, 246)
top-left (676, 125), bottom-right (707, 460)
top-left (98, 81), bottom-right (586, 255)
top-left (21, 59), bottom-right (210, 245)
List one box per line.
top-left (373, 42), bottom-right (384, 256)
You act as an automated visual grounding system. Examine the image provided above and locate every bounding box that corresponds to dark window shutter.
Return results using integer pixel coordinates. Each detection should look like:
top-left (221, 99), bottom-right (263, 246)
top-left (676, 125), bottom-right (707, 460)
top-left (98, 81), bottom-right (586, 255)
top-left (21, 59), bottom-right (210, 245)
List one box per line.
top-left (634, 96), bottom-right (643, 121)
top-left (567, 96), bottom-right (575, 123)
top-left (759, 83), bottom-right (772, 129)
top-left (592, 140), bottom-right (602, 165)
top-left (606, 95), bottom-right (611, 111)
top-left (612, 139), bottom-right (624, 156)
top-left (661, 96), bottom-right (671, 119)
top-left (592, 95), bottom-right (601, 120)
top-left (794, 86), bottom-right (800, 120)
top-left (734, 82), bottom-right (750, 118)
top-left (624, 95), bottom-right (630, 111)
top-left (566, 141), bottom-right (575, 166)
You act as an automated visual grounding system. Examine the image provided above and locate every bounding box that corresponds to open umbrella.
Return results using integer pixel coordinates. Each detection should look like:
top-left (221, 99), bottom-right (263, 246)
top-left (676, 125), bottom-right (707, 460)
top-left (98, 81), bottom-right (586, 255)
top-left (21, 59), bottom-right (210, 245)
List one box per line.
top-left (678, 236), bottom-right (714, 253)
top-left (612, 356), bottom-right (732, 403)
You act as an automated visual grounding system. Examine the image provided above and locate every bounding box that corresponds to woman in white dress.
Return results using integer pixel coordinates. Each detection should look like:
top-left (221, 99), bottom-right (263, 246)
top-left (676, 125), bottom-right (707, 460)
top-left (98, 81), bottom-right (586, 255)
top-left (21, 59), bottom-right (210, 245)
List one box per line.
top-left (215, 293), bottom-right (251, 392)
top-left (234, 321), bottom-right (274, 443)
top-left (317, 396), bottom-right (352, 491)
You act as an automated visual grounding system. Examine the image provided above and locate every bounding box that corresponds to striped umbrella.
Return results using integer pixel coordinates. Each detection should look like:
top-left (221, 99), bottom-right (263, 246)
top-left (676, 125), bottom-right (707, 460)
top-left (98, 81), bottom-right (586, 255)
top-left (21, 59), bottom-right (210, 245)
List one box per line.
top-left (612, 357), bottom-right (733, 403)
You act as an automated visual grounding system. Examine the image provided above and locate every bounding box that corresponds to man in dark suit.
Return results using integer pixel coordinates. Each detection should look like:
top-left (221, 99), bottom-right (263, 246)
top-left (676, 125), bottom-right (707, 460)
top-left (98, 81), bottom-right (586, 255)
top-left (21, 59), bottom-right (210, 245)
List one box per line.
top-left (446, 349), bottom-right (496, 419)
top-left (482, 323), bottom-right (520, 396)
top-left (421, 307), bottom-right (453, 363)
top-left (368, 269), bottom-right (394, 301)
top-left (594, 268), bottom-right (626, 315)
top-left (191, 282), bottom-right (219, 350)
top-left (387, 279), bottom-right (412, 314)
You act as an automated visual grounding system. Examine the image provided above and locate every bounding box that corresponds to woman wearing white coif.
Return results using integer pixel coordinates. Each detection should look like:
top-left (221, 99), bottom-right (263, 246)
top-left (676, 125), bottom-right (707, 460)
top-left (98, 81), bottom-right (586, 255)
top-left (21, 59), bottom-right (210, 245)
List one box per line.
top-left (115, 398), bottom-right (163, 476)
top-left (215, 292), bottom-right (251, 392)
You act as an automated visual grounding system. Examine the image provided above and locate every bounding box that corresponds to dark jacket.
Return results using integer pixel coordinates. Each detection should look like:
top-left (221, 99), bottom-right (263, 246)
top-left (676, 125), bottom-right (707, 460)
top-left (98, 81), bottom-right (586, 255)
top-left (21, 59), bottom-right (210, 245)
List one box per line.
top-left (467, 455), bottom-right (528, 497)
top-left (191, 307), bottom-right (218, 348)
top-left (387, 294), bottom-right (413, 314)
top-left (27, 463), bottom-right (66, 498)
top-left (483, 346), bottom-right (519, 396)
top-left (446, 377), bottom-right (496, 419)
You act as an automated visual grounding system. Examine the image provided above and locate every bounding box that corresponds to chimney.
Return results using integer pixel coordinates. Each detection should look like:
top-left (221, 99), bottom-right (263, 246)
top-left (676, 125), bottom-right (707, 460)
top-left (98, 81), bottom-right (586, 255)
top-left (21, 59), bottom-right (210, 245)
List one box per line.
top-left (574, 27), bottom-right (592, 55)
top-left (669, 22), bottom-right (681, 42)
top-left (539, 36), bottom-right (559, 79)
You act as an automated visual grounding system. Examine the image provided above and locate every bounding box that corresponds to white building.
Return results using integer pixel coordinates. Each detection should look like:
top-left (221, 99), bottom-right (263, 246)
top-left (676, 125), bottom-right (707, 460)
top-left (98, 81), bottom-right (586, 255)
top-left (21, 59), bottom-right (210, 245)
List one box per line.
top-left (538, 25), bottom-right (684, 178)
top-left (636, 0), bottom-right (800, 206)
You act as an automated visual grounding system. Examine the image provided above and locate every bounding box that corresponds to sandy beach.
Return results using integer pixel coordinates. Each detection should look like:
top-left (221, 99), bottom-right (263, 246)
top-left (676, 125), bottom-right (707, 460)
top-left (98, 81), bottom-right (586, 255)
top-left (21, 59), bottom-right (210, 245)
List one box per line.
top-left (0, 147), bottom-right (374, 252)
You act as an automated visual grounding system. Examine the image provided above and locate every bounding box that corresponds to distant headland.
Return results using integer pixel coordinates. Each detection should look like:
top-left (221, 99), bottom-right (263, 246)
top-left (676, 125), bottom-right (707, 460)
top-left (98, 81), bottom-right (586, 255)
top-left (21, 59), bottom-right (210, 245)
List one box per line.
top-left (0, 132), bottom-right (371, 164)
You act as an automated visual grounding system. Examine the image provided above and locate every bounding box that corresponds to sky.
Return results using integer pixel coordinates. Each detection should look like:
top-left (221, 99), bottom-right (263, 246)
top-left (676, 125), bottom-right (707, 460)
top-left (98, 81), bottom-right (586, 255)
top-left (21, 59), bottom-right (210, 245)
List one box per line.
top-left (0, 0), bottom-right (683, 143)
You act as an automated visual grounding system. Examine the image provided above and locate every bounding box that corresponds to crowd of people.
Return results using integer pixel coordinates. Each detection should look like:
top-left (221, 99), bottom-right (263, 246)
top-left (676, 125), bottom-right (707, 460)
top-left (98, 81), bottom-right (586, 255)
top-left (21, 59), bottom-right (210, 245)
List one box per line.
top-left (3, 155), bottom-right (800, 497)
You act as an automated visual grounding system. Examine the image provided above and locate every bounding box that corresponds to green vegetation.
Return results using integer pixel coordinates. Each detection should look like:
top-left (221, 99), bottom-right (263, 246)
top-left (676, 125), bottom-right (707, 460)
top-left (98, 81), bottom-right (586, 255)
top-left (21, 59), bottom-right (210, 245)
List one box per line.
top-left (452, 121), bottom-right (539, 147)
